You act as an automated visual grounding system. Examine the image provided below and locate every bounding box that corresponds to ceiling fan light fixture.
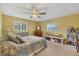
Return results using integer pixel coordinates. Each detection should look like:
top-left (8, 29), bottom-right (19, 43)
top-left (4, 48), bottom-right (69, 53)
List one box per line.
top-left (33, 14), bottom-right (37, 17)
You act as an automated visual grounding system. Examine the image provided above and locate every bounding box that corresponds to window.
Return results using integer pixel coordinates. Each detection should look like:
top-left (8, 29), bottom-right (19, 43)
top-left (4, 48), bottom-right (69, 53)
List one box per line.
top-left (47, 24), bottom-right (58, 31)
top-left (14, 21), bottom-right (27, 31)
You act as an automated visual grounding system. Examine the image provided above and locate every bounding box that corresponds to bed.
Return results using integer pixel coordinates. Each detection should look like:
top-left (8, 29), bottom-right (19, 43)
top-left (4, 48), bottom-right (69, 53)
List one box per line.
top-left (0, 32), bottom-right (46, 56)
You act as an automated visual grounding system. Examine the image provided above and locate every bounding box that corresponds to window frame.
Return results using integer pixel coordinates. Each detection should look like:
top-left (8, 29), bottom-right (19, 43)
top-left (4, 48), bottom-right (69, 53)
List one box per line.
top-left (14, 21), bottom-right (27, 32)
top-left (47, 23), bottom-right (59, 32)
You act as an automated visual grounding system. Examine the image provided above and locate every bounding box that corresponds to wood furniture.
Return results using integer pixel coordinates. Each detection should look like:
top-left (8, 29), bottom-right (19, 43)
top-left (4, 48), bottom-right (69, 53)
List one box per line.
top-left (34, 26), bottom-right (42, 37)
top-left (63, 39), bottom-right (68, 44)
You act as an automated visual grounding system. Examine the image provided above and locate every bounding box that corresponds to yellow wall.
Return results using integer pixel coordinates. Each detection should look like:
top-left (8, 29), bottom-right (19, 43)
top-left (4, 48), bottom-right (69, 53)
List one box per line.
top-left (38, 14), bottom-right (79, 38)
top-left (2, 15), bottom-right (37, 35)
top-left (0, 11), bottom-right (2, 37)
top-left (2, 14), bottom-right (79, 38)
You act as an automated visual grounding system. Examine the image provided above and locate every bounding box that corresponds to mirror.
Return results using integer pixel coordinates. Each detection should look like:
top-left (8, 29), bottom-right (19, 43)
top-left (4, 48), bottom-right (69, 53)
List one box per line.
top-left (36, 26), bottom-right (41, 30)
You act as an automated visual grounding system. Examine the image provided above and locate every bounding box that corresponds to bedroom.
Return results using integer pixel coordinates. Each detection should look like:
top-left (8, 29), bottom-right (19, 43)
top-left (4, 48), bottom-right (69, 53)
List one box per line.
top-left (0, 3), bottom-right (79, 56)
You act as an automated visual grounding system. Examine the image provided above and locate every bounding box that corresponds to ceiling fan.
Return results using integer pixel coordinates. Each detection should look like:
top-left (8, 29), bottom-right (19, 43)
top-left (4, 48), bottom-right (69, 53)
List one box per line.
top-left (22, 4), bottom-right (47, 18)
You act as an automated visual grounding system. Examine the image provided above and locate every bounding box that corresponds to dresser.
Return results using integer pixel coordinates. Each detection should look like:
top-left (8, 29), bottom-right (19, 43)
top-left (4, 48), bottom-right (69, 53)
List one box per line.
top-left (34, 26), bottom-right (42, 37)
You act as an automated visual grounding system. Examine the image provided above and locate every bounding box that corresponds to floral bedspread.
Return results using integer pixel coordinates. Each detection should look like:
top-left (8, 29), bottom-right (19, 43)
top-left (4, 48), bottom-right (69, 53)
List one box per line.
top-left (0, 36), bottom-right (46, 56)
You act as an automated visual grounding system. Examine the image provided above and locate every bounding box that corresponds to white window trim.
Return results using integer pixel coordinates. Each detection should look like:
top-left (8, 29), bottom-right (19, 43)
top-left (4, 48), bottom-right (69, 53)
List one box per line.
top-left (14, 21), bottom-right (27, 32)
top-left (47, 23), bottom-right (59, 32)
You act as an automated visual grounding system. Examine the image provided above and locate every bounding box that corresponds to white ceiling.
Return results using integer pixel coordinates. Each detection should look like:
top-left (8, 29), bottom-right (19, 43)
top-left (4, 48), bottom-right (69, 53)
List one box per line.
top-left (0, 3), bottom-right (79, 22)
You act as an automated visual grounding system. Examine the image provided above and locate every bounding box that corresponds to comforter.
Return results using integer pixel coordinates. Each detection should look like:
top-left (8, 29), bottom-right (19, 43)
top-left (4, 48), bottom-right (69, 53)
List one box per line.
top-left (0, 36), bottom-right (46, 56)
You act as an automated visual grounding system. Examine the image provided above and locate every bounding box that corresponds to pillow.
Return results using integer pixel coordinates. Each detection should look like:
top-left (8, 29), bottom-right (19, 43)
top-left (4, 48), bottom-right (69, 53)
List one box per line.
top-left (17, 32), bottom-right (29, 37)
top-left (7, 32), bottom-right (21, 44)
top-left (7, 36), bottom-right (21, 44)
top-left (16, 35), bottom-right (25, 43)
top-left (1, 34), bottom-right (9, 41)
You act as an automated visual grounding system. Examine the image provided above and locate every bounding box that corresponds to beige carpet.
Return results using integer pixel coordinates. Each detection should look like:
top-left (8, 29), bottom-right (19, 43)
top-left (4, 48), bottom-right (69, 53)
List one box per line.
top-left (37, 41), bottom-right (79, 56)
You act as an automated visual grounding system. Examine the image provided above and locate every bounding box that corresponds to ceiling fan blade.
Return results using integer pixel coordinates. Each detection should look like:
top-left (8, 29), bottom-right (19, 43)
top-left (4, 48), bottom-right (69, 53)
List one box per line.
top-left (38, 16), bottom-right (41, 19)
top-left (23, 11), bottom-right (32, 14)
top-left (39, 12), bottom-right (46, 15)
top-left (37, 7), bottom-right (47, 11)
top-left (20, 7), bottom-right (32, 12)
